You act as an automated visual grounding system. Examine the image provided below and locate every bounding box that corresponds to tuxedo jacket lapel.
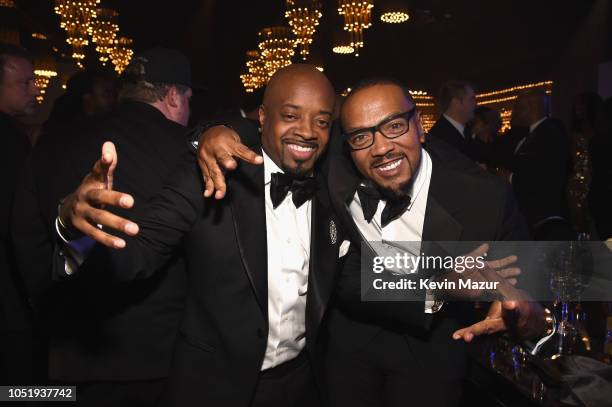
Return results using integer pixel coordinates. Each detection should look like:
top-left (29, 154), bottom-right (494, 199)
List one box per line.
top-left (327, 135), bottom-right (364, 244)
top-left (307, 182), bottom-right (340, 327)
top-left (422, 163), bottom-right (464, 241)
top-left (420, 163), bottom-right (464, 274)
top-left (228, 148), bottom-right (268, 317)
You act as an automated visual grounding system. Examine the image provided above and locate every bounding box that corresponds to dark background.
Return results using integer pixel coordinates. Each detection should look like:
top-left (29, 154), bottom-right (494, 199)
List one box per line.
top-left (11, 0), bottom-right (612, 116)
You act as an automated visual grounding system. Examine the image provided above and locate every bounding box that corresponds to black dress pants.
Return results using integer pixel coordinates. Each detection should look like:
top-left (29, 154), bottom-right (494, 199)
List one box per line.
top-left (252, 351), bottom-right (320, 407)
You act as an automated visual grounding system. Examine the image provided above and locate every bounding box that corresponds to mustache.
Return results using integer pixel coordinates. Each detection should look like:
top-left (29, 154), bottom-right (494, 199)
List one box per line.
top-left (370, 152), bottom-right (405, 168)
top-left (281, 136), bottom-right (319, 148)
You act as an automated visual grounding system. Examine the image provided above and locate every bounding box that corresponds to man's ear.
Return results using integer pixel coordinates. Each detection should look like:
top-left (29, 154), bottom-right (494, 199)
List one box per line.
top-left (415, 111), bottom-right (426, 143)
top-left (166, 86), bottom-right (179, 108)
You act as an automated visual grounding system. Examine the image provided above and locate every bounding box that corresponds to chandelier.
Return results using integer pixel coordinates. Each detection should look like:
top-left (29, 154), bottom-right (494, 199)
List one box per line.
top-left (380, 0), bottom-right (409, 24)
top-left (31, 33), bottom-right (58, 104)
top-left (110, 36), bottom-right (133, 74)
top-left (91, 8), bottom-right (119, 66)
top-left (258, 26), bottom-right (295, 78)
top-left (240, 50), bottom-right (268, 92)
top-left (332, 28), bottom-right (354, 55)
top-left (337, 0), bottom-right (374, 57)
top-left (54, 0), bottom-right (100, 68)
top-left (285, 0), bottom-right (322, 61)
top-left (34, 70), bottom-right (58, 104)
top-left (0, 0), bottom-right (15, 7)
top-left (380, 11), bottom-right (409, 24)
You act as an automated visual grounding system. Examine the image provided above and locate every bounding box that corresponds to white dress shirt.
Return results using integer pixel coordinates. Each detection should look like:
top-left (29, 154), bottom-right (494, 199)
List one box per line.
top-left (349, 150), bottom-right (439, 312)
top-left (261, 150), bottom-right (311, 370)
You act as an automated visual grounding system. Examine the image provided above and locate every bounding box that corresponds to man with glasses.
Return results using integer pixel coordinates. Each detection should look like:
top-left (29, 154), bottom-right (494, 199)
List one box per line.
top-left (322, 78), bottom-right (543, 406)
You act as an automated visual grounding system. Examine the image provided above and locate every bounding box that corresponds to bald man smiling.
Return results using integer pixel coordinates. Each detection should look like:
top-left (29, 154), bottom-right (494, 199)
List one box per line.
top-left (55, 65), bottom-right (347, 407)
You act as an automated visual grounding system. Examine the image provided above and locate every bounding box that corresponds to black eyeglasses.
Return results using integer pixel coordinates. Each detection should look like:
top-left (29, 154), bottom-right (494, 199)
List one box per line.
top-left (344, 108), bottom-right (417, 151)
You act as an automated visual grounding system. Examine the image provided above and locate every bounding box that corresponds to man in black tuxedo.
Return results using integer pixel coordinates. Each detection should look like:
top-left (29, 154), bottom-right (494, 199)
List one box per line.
top-left (509, 89), bottom-right (573, 240)
top-left (427, 80), bottom-right (479, 160)
top-left (56, 65), bottom-right (346, 406)
top-left (322, 78), bottom-right (544, 406)
top-left (12, 48), bottom-right (193, 405)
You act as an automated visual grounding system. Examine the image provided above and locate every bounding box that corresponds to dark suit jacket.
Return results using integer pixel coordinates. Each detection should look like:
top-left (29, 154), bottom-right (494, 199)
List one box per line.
top-left (13, 101), bottom-right (189, 381)
top-left (324, 127), bottom-right (527, 381)
top-left (73, 123), bottom-right (346, 406)
top-left (0, 113), bottom-right (31, 333)
top-left (428, 116), bottom-right (471, 157)
top-left (511, 118), bottom-right (570, 228)
top-left (428, 115), bottom-right (496, 164)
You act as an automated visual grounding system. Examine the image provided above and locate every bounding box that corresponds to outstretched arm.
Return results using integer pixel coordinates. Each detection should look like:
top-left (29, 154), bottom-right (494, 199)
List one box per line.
top-left (55, 143), bottom-right (203, 281)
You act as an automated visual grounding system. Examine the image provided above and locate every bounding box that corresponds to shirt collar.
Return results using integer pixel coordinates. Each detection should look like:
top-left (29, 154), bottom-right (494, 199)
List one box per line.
top-left (263, 149), bottom-right (283, 185)
top-left (443, 114), bottom-right (466, 138)
top-left (529, 117), bottom-right (547, 133)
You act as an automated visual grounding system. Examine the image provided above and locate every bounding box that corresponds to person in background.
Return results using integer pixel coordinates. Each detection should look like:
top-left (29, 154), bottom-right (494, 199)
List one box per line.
top-left (467, 105), bottom-right (505, 171)
top-left (427, 80), bottom-right (478, 160)
top-left (12, 47), bottom-right (192, 406)
top-left (509, 89), bottom-right (573, 240)
top-left (44, 68), bottom-right (117, 133)
top-left (0, 42), bottom-right (42, 384)
top-left (471, 105), bottom-right (503, 144)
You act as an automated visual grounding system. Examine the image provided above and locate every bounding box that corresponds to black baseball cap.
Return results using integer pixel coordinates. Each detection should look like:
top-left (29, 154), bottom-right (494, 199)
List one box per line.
top-left (121, 47), bottom-right (193, 88)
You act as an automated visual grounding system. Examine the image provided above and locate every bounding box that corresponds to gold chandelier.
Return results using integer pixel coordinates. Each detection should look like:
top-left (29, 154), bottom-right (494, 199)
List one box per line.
top-left (110, 36), bottom-right (133, 74)
top-left (380, 0), bottom-right (409, 24)
top-left (91, 8), bottom-right (119, 66)
top-left (337, 0), bottom-right (374, 57)
top-left (285, 0), bottom-right (322, 61)
top-left (34, 70), bottom-right (57, 104)
top-left (54, 0), bottom-right (100, 68)
top-left (240, 50), bottom-right (268, 92)
top-left (332, 28), bottom-right (354, 55)
top-left (32, 33), bottom-right (58, 104)
top-left (258, 26), bottom-right (295, 78)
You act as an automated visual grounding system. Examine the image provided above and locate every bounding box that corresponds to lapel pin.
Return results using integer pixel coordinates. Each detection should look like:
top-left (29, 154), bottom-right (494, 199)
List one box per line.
top-left (329, 220), bottom-right (337, 245)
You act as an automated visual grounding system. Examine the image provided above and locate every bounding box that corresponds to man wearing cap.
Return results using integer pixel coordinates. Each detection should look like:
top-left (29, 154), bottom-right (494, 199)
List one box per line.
top-left (11, 47), bottom-right (193, 406)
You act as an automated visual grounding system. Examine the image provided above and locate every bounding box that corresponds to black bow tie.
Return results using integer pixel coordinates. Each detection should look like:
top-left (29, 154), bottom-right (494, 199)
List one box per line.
top-left (270, 172), bottom-right (318, 209)
top-left (357, 184), bottom-right (411, 228)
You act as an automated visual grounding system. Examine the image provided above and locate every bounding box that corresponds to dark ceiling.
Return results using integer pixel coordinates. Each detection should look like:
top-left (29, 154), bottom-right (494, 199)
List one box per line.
top-left (11, 0), bottom-right (611, 113)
